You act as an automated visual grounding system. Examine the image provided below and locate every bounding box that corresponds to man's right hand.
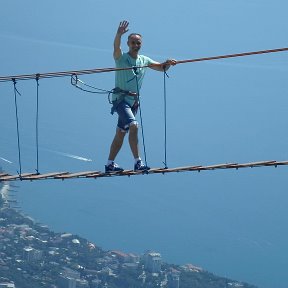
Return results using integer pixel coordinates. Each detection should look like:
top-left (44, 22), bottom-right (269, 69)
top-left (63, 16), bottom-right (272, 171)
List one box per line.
top-left (117, 20), bottom-right (129, 36)
top-left (114, 20), bottom-right (129, 60)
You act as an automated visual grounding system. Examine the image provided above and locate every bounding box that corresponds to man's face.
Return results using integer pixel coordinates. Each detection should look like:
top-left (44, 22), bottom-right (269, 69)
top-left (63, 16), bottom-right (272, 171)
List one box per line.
top-left (127, 35), bottom-right (142, 53)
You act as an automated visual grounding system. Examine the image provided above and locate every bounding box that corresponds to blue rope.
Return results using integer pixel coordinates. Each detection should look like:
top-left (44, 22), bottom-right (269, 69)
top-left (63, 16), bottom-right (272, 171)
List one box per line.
top-left (71, 74), bottom-right (113, 94)
top-left (71, 74), bottom-right (115, 104)
top-left (12, 79), bottom-right (22, 177)
top-left (133, 67), bottom-right (148, 169)
top-left (35, 75), bottom-right (40, 174)
top-left (163, 69), bottom-right (169, 169)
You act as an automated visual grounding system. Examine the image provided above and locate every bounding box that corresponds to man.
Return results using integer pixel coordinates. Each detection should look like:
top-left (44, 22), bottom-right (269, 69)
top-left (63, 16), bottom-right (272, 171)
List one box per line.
top-left (105, 20), bottom-right (176, 173)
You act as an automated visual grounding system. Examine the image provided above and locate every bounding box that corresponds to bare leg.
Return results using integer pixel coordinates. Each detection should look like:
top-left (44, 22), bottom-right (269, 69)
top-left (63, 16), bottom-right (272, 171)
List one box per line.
top-left (108, 128), bottom-right (126, 161)
top-left (129, 123), bottom-right (140, 159)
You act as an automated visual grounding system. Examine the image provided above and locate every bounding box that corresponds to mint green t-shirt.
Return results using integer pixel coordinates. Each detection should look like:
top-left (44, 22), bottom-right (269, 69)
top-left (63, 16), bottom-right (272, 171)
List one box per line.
top-left (113, 52), bottom-right (157, 107)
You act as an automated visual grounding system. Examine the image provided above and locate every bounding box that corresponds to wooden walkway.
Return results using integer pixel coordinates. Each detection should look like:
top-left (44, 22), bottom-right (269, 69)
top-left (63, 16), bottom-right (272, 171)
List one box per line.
top-left (0, 160), bottom-right (287, 182)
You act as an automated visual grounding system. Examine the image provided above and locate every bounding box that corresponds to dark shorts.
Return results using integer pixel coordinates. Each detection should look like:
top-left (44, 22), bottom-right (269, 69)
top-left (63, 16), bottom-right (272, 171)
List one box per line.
top-left (114, 101), bottom-right (138, 132)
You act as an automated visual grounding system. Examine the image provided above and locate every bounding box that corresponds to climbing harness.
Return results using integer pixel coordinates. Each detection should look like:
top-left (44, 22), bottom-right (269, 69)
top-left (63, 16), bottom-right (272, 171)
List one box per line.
top-left (109, 87), bottom-right (138, 115)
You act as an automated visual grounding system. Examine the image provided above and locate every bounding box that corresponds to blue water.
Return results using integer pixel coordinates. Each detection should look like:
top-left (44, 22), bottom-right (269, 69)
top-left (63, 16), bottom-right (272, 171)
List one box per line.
top-left (15, 167), bottom-right (288, 288)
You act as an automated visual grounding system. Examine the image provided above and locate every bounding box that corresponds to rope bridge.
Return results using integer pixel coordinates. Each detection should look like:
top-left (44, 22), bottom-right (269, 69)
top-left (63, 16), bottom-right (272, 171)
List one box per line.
top-left (1, 160), bottom-right (288, 182)
top-left (1, 47), bottom-right (288, 181)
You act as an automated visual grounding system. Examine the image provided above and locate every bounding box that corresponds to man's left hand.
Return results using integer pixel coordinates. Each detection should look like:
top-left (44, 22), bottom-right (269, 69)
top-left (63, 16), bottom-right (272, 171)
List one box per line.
top-left (162, 59), bottom-right (177, 71)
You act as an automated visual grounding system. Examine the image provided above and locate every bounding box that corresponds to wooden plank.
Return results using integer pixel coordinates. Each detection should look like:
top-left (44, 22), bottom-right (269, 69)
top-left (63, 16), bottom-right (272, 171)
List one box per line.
top-left (55, 171), bottom-right (102, 179)
top-left (250, 160), bottom-right (277, 166)
top-left (273, 161), bottom-right (288, 166)
top-left (148, 167), bottom-right (182, 174)
top-left (172, 166), bottom-right (202, 172)
top-left (90, 170), bottom-right (141, 177)
top-left (0, 173), bottom-right (37, 181)
top-left (97, 170), bottom-right (135, 177)
top-left (149, 166), bottom-right (203, 173)
top-left (116, 170), bottom-right (135, 175)
top-left (0, 173), bottom-right (9, 177)
top-left (126, 169), bottom-right (149, 175)
top-left (21, 172), bottom-right (68, 180)
top-left (231, 160), bottom-right (276, 168)
top-left (86, 169), bottom-right (151, 178)
top-left (0, 175), bottom-right (16, 181)
top-left (85, 171), bottom-right (108, 178)
top-left (195, 163), bottom-right (235, 170)
top-left (146, 168), bottom-right (169, 174)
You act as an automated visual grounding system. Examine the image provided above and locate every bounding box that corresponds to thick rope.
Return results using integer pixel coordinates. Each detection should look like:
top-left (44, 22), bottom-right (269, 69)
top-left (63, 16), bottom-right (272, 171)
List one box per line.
top-left (0, 47), bottom-right (287, 82)
top-left (12, 79), bottom-right (22, 176)
top-left (175, 47), bottom-right (288, 65)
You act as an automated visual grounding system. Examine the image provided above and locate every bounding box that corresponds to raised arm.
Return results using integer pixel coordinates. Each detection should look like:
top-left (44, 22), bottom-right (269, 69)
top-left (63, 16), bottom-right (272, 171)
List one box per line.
top-left (113, 20), bottom-right (129, 60)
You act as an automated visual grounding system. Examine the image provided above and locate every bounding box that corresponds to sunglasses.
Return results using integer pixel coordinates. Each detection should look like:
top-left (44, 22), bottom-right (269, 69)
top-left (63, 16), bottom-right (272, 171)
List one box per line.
top-left (131, 41), bottom-right (142, 45)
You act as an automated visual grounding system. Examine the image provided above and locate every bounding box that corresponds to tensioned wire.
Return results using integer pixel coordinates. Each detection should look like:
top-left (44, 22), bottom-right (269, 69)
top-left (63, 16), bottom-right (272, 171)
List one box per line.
top-left (0, 47), bottom-right (287, 82)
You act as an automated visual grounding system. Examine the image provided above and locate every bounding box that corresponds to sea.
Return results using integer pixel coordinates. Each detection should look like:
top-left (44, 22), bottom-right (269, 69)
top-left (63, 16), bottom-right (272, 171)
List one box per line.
top-left (6, 166), bottom-right (288, 288)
